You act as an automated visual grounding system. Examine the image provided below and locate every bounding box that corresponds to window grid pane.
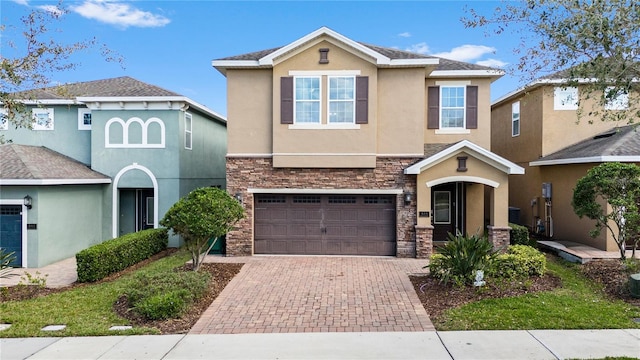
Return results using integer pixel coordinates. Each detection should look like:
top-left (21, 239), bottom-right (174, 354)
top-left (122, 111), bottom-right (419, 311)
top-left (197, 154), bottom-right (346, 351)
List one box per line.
top-left (295, 77), bottom-right (320, 123)
top-left (328, 76), bottom-right (355, 124)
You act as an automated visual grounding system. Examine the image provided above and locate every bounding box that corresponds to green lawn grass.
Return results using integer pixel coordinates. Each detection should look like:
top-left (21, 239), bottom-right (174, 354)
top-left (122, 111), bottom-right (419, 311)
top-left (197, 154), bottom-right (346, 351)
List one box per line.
top-left (435, 256), bottom-right (640, 330)
top-left (0, 251), bottom-right (191, 337)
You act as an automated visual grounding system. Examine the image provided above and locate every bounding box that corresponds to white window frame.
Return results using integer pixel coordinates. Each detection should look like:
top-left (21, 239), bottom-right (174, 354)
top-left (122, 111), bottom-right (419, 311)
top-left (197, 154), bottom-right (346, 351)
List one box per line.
top-left (512, 101), bottom-right (520, 137)
top-left (78, 108), bottom-right (91, 130)
top-left (327, 75), bottom-right (355, 124)
top-left (604, 86), bottom-right (629, 110)
top-left (440, 86), bottom-right (466, 129)
top-left (0, 109), bottom-right (7, 131)
top-left (184, 112), bottom-right (193, 150)
top-left (32, 108), bottom-right (54, 130)
top-left (294, 76), bottom-right (321, 124)
top-left (554, 87), bottom-right (578, 110)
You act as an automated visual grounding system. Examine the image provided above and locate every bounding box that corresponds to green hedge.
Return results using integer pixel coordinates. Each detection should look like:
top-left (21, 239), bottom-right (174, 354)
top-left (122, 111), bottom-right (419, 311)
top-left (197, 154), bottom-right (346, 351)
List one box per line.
top-left (509, 223), bottom-right (531, 246)
top-left (76, 228), bottom-right (168, 283)
top-left (488, 245), bottom-right (546, 280)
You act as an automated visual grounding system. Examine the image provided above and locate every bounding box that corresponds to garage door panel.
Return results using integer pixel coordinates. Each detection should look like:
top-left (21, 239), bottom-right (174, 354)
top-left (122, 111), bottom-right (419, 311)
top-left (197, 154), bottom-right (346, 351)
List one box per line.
top-left (254, 194), bottom-right (396, 256)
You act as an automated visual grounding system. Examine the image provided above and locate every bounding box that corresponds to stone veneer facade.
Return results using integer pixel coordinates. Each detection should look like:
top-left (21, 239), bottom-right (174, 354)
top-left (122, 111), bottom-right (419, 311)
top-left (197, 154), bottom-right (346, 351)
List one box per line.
top-left (226, 157), bottom-right (423, 258)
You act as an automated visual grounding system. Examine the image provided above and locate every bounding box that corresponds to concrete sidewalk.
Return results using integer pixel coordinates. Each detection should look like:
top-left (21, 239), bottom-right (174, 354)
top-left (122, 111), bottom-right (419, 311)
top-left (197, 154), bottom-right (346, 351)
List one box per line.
top-left (2, 329), bottom-right (639, 360)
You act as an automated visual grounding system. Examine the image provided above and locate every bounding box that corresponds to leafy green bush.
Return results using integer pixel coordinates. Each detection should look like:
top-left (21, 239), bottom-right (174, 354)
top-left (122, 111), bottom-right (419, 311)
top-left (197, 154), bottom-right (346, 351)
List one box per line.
top-left (428, 233), bottom-right (497, 286)
top-left (509, 223), bottom-right (532, 246)
top-left (124, 270), bottom-right (210, 320)
top-left (488, 245), bottom-right (546, 280)
top-left (76, 228), bottom-right (168, 283)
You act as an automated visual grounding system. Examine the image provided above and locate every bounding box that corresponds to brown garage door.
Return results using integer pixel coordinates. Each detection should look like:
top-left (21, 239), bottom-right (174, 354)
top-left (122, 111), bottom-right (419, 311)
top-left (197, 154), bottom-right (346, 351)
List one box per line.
top-left (254, 194), bottom-right (396, 256)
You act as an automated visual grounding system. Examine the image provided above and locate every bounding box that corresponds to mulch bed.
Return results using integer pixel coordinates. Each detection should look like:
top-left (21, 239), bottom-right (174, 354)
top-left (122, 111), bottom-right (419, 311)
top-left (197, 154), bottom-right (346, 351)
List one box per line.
top-left (580, 259), bottom-right (640, 306)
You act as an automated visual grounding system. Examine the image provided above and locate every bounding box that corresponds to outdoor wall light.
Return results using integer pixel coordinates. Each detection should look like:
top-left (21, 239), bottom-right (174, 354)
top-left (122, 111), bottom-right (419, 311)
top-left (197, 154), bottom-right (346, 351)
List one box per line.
top-left (234, 192), bottom-right (243, 204)
top-left (23, 195), bottom-right (33, 209)
top-left (403, 192), bottom-right (413, 205)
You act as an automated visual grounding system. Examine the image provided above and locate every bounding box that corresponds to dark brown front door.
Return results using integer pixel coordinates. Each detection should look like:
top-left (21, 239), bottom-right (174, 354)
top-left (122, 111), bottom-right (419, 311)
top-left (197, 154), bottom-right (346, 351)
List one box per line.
top-left (432, 183), bottom-right (465, 241)
top-left (137, 189), bottom-right (154, 231)
top-left (254, 194), bottom-right (396, 256)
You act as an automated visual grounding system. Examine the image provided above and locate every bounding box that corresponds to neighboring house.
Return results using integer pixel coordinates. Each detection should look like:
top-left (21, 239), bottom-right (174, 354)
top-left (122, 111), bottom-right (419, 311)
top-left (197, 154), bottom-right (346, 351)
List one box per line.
top-left (491, 73), bottom-right (638, 251)
top-left (0, 77), bottom-right (227, 267)
top-left (212, 27), bottom-right (523, 259)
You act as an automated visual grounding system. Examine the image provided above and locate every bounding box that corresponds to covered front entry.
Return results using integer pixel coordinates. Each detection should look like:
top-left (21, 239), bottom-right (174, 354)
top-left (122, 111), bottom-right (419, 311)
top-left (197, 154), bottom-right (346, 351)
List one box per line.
top-left (119, 188), bottom-right (155, 235)
top-left (254, 194), bottom-right (396, 256)
top-left (0, 205), bottom-right (23, 267)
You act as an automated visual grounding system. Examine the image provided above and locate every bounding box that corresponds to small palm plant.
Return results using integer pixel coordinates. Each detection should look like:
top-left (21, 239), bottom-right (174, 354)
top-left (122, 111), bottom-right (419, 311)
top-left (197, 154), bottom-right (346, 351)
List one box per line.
top-left (0, 248), bottom-right (18, 279)
top-left (427, 232), bottom-right (498, 286)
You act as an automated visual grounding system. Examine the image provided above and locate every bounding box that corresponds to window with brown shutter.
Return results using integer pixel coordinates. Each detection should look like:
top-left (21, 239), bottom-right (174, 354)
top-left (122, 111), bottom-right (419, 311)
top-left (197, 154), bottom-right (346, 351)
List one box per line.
top-left (427, 86), bottom-right (440, 129)
top-left (355, 76), bottom-right (368, 124)
top-left (466, 85), bottom-right (478, 129)
top-left (280, 77), bottom-right (293, 124)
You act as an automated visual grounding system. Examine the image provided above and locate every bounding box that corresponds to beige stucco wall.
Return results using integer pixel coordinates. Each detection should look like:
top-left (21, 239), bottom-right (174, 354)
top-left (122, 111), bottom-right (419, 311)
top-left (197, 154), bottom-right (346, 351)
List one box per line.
top-left (539, 163), bottom-right (624, 251)
top-left (425, 78), bottom-right (493, 149)
top-left (226, 69), bottom-right (273, 155)
top-left (415, 151), bottom-right (510, 228)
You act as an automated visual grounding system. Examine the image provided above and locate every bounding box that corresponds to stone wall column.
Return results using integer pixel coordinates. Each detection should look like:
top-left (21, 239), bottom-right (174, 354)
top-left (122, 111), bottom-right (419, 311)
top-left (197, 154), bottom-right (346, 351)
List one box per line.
top-left (415, 225), bottom-right (434, 259)
top-left (487, 225), bottom-right (510, 251)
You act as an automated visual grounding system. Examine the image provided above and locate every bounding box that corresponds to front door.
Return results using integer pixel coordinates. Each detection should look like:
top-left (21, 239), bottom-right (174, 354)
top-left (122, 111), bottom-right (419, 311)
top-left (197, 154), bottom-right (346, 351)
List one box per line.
top-left (0, 205), bottom-right (22, 267)
top-left (136, 189), bottom-right (154, 231)
top-left (432, 183), bottom-right (465, 241)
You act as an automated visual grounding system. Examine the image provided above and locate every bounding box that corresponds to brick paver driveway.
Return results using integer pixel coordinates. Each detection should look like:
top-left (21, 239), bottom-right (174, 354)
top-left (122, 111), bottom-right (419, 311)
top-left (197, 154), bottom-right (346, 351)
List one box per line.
top-left (190, 256), bottom-right (434, 334)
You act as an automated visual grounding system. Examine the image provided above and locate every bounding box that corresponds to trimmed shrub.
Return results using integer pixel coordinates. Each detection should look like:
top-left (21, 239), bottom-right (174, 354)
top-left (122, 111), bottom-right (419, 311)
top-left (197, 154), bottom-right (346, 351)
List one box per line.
top-left (76, 228), bottom-right (168, 283)
top-left (488, 245), bottom-right (546, 280)
top-left (428, 233), bottom-right (497, 286)
top-left (124, 270), bottom-right (210, 320)
top-left (509, 223), bottom-right (531, 246)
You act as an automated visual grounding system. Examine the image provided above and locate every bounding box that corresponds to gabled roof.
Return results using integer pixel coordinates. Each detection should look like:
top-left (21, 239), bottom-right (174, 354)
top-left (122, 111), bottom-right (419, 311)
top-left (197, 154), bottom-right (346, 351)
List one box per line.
top-left (404, 140), bottom-right (524, 175)
top-left (0, 144), bottom-right (111, 185)
top-left (212, 27), bottom-right (502, 79)
top-left (10, 77), bottom-right (226, 124)
top-left (530, 125), bottom-right (640, 166)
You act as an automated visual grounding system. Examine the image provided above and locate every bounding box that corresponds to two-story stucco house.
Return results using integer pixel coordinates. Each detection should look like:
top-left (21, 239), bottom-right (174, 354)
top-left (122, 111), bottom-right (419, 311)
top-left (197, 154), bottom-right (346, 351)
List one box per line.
top-left (212, 27), bottom-right (523, 258)
top-left (491, 72), bottom-right (639, 252)
top-left (0, 77), bottom-right (227, 267)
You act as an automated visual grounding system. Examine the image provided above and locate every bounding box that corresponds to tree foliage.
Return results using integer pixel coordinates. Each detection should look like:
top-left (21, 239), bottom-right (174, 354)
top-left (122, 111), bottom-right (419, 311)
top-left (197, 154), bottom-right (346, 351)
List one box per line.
top-left (160, 188), bottom-right (244, 271)
top-left (463, 0), bottom-right (640, 124)
top-left (1, 1), bottom-right (121, 131)
top-left (572, 162), bottom-right (640, 260)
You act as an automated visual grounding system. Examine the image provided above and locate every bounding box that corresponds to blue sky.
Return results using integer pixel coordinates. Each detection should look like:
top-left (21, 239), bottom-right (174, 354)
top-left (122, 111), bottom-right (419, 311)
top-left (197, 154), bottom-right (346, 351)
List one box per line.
top-left (3, 0), bottom-right (525, 117)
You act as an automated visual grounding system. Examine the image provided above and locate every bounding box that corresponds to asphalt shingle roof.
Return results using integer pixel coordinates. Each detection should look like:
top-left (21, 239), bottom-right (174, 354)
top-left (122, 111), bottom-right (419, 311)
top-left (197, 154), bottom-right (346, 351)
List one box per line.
top-left (535, 125), bottom-right (640, 162)
top-left (13, 76), bottom-right (181, 100)
top-left (216, 43), bottom-right (498, 72)
top-left (0, 144), bottom-right (110, 180)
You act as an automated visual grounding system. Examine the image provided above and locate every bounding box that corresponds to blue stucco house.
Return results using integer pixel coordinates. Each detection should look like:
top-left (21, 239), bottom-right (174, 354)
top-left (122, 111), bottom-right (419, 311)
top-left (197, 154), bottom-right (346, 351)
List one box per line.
top-left (0, 77), bottom-right (227, 267)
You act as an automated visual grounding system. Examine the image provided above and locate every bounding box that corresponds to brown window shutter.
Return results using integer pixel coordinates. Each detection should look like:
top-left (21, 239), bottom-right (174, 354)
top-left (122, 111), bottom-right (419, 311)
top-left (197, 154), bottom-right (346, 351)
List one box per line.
top-left (427, 86), bottom-right (440, 129)
top-left (355, 76), bottom-right (368, 124)
top-left (466, 85), bottom-right (478, 129)
top-left (281, 77), bottom-right (294, 124)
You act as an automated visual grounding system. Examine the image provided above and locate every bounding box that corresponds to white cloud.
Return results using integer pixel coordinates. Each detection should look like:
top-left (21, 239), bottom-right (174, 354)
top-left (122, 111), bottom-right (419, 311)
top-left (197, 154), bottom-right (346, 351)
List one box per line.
top-left (71, 0), bottom-right (170, 29)
top-left (406, 42), bottom-right (430, 55)
top-left (11, 0), bottom-right (29, 5)
top-left (398, 32), bottom-right (411, 38)
top-left (432, 45), bottom-right (496, 62)
top-left (37, 5), bottom-right (64, 16)
top-left (476, 58), bottom-right (508, 68)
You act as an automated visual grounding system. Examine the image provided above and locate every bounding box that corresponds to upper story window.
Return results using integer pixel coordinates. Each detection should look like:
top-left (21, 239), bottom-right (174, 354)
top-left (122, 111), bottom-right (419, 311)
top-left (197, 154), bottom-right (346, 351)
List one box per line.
top-left (32, 108), bottom-right (54, 130)
top-left (604, 87), bottom-right (629, 110)
top-left (328, 76), bottom-right (355, 123)
top-left (294, 77), bottom-right (321, 123)
top-left (427, 83), bottom-right (478, 133)
top-left (553, 87), bottom-right (578, 110)
top-left (281, 72), bottom-right (368, 128)
top-left (105, 117), bottom-right (166, 148)
top-left (78, 108), bottom-right (91, 130)
top-left (512, 101), bottom-right (520, 137)
top-left (184, 112), bottom-right (193, 150)
top-left (440, 86), bottom-right (465, 128)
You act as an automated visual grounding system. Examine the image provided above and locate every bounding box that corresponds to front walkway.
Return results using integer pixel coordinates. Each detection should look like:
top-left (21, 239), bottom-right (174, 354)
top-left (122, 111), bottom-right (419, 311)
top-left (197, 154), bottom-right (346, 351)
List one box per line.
top-left (0, 257), bottom-right (77, 288)
top-left (190, 256), bottom-right (435, 334)
top-left (538, 240), bottom-right (640, 264)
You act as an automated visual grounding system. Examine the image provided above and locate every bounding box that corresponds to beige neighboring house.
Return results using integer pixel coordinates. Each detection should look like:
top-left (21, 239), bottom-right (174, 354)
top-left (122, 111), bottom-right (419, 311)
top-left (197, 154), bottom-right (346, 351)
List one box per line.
top-left (491, 73), bottom-right (639, 251)
top-left (213, 27), bottom-right (523, 259)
